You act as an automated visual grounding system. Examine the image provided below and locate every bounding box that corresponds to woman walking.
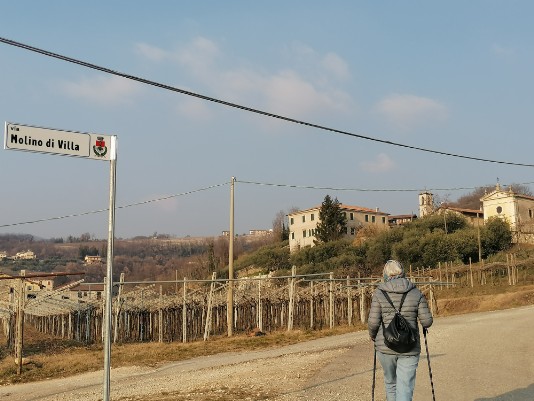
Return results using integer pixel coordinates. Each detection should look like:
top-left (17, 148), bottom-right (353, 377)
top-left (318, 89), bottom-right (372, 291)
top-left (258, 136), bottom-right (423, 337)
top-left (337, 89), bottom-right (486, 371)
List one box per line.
top-left (368, 260), bottom-right (433, 401)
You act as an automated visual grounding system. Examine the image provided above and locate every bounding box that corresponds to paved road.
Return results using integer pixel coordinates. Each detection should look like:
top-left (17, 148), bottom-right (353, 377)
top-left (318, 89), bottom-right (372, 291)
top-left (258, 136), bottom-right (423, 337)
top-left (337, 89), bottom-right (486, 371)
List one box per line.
top-left (281, 305), bottom-right (534, 401)
top-left (1, 305), bottom-right (533, 401)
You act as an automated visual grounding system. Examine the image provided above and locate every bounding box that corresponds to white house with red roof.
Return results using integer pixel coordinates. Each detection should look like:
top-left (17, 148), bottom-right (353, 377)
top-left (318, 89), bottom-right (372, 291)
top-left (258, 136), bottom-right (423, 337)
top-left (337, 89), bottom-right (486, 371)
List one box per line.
top-left (288, 204), bottom-right (389, 253)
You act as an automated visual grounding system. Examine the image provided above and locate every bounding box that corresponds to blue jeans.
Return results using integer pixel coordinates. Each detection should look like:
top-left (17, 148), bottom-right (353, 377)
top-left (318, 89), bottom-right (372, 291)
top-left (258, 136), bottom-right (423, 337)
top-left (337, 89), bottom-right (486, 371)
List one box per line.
top-left (377, 351), bottom-right (420, 401)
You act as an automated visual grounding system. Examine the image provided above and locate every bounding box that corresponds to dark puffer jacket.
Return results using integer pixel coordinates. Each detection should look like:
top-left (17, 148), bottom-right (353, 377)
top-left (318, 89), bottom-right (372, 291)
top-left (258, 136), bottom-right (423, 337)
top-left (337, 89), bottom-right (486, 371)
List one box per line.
top-left (368, 277), bottom-right (433, 355)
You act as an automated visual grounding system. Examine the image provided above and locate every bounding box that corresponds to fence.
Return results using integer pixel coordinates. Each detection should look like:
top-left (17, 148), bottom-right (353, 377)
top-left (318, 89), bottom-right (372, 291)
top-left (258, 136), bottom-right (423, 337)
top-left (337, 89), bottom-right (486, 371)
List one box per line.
top-left (3, 253), bottom-right (529, 347)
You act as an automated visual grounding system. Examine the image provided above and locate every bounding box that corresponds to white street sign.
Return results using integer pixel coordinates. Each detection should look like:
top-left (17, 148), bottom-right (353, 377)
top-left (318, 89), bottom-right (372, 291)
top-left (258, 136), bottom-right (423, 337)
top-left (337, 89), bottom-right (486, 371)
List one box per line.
top-left (4, 122), bottom-right (116, 160)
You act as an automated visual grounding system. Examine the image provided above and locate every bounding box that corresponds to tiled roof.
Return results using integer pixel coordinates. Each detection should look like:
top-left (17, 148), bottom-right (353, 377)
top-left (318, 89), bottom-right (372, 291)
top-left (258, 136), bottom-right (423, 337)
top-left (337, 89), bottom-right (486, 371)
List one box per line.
top-left (289, 204), bottom-right (389, 216)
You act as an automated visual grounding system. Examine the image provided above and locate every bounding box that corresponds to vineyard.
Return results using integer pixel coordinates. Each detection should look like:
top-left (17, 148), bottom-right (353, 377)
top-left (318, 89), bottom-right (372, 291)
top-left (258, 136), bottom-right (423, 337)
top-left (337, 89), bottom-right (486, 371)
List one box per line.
top-left (1, 254), bottom-right (529, 353)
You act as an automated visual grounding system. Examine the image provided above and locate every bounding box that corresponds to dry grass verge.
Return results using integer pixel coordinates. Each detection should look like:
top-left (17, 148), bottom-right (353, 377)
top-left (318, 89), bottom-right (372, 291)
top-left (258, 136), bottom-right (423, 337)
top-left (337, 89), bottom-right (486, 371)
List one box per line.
top-left (0, 324), bottom-right (362, 385)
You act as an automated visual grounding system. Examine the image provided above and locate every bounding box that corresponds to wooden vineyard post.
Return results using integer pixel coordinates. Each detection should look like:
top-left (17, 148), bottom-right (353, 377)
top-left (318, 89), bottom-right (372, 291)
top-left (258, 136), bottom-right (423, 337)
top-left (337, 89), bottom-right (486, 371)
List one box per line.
top-left (204, 272), bottom-right (217, 341)
top-left (360, 287), bottom-right (367, 324)
top-left (429, 285), bottom-right (436, 315)
top-left (346, 276), bottom-right (352, 326)
top-left (15, 273), bottom-right (25, 375)
top-left (287, 266), bottom-right (296, 331)
top-left (438, 262), bottom-right (442, 290)
top-left (102, 277), bottom-right (106, 343)
top-left (469, 258), bottom-right (474, 288)
top-left (158, 286), bottom-right (163, 343)
top-left (257, 275), bottom-right (263, 332)
top-left (506, 254), bottom-right (511, 285)
top-left (329, 272), bottom-right (334, 329)
top-left (113, 273), bottom-right (124, 343)
top-left (309, 281), bottom-right (314, 329)
top-left (182, 278), bottom-right (187, 343)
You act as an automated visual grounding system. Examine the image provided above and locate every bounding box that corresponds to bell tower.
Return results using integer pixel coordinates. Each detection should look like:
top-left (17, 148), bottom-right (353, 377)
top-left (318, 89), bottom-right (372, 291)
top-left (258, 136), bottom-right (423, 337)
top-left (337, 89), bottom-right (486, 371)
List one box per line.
top-left (419, 192), bottom-right (434, 217)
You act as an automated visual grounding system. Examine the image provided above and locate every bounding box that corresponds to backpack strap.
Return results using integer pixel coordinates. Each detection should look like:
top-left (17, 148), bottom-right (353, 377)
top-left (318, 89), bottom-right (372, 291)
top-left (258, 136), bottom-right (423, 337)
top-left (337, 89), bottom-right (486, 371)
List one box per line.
top-left (380, 287), bottom-right (413, 313)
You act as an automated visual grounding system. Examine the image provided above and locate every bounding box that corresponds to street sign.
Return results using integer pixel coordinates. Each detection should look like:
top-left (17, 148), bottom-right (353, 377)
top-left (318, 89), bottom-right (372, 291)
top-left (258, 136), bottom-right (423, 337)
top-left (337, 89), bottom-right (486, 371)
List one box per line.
top-left (4, 122), bottom-right (116, 160)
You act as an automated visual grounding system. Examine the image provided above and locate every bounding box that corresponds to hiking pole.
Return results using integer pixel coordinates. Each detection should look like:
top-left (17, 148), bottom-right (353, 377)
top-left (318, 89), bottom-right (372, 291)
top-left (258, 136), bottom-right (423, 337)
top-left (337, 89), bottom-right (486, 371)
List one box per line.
top-left (371, 348), bottom-right (376, 401)
top-left (423, 327), bottom-right (436, 401)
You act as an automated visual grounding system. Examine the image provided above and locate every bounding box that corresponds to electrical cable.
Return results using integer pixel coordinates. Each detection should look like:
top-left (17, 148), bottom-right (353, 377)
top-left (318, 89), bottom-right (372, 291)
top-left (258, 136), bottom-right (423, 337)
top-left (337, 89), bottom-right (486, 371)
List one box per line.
top-left (1, 36), bottom-right (533, 167)
top-left (0, 182), bottom-right (229, 229)
top-left (2, 178), bottom-right (534, 229)
top-left (236, 179), bottom-right (534, 193)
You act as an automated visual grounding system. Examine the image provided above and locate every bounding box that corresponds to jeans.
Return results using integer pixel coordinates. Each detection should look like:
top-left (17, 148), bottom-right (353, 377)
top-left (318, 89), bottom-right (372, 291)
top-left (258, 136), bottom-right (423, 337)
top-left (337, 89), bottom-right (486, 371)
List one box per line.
top-left (377, 351), bottom-right (420, 401)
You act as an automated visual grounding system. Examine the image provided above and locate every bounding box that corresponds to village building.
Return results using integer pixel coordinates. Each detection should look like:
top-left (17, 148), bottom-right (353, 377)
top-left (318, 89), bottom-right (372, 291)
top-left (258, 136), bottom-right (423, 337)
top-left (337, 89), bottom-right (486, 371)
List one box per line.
top-left (418, 192), bottom-right (484, 227)
top-left (84, 255), bottom-right (103, 265)
top-left (13, 250), bottom-right (36, 260)
top-left (25, 278), bottom-right (54, 294)
top-left (389, 214), bottom-right (417, 226)
top-left (68, 283), bottom-right (105, 301)
top-left (481, 183), bottom-right (534, 243)
top-left (288, 204), bottom-right (390, 253)
top-left (248, 229), bottom-right (273, 236)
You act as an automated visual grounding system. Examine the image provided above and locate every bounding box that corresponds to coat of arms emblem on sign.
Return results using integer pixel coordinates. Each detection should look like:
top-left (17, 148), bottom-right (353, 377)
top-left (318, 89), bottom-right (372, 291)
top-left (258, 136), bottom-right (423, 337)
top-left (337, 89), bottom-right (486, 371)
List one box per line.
top-left (93, 136), bottom-right (108, 157)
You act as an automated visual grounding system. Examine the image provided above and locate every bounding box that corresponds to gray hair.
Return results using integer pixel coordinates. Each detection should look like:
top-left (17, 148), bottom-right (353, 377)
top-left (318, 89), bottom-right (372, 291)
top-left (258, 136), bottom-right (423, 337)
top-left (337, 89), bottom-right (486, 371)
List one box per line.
top-left (383, 260), bottom-right (403, 277)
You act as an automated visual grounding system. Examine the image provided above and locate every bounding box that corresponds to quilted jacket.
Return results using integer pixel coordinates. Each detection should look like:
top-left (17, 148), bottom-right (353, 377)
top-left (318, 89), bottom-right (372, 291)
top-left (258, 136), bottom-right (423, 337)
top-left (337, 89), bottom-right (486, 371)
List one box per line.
top-left (367, 277), bottom-right (433, 355)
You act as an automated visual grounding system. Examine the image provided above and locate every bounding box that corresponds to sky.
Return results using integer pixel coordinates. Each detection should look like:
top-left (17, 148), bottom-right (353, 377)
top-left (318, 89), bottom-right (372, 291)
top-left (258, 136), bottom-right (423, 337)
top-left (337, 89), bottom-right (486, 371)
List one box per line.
top-left (1, 1), bottom-right (534, 240)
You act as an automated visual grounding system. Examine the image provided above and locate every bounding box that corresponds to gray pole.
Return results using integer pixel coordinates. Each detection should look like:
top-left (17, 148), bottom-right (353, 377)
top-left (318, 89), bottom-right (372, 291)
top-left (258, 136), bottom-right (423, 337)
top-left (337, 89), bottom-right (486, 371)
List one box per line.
top-left (227, 177), bottom-right (235, 336)
top-left (103, 144), bottom-right (117, 401)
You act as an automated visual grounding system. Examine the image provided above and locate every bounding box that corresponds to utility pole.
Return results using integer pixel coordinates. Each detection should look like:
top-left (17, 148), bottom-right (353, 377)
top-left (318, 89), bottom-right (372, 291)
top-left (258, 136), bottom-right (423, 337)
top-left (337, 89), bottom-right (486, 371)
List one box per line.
top-left (227, 177), bottom-right (235, 336)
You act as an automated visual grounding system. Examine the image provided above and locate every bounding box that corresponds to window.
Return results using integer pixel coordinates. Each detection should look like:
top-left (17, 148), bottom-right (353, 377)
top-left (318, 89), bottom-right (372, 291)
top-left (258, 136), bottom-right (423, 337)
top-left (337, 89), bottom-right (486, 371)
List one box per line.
top-left (290, 217), bottom-right (294, 225)
top-left (303, 230), bottom-right (307, 238)
top-left (382, 216), bottom-right (386, 224)
top-left (302, 215), bottom-right (306, 223)
top-left (365, 215), bottom-right (369, 222)
top-left (496, 206), bottom-right (503, 214)
top-left (372, 215), bottom-right (376, 223)
top-left (350, 212), bottom-right (354, 220)
top-left (291, 232), bottom-right (294, 240)
top-left (530, 209), bottom-right (533, 219)
top-left (311, 213), bottom-right (315, 221)
top-left (309, 229), bottom-right (312, 237)
top-left (350, 227), bottom-right (356, 235)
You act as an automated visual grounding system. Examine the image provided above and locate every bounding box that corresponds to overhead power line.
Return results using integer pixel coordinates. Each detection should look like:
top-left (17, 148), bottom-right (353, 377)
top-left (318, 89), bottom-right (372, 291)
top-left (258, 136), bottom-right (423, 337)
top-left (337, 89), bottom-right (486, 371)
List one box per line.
top-left (1, 177), bottom-right (533, 230)
top-left (237, 179), bottom-right (489, 192)
top-left (1, 36), bottom-right (533, 168)
top-left (0, 182), bottom-right (228, 229)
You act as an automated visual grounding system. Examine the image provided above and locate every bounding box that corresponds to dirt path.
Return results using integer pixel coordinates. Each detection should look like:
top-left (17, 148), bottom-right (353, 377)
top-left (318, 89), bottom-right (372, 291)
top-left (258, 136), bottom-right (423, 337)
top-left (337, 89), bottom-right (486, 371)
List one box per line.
top-left (1, 305), bottom-right (533, 401)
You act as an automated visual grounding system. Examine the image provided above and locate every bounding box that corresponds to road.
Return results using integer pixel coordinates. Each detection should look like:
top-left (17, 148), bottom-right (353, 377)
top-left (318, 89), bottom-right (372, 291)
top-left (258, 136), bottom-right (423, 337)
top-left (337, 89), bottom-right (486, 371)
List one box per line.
top-left (1, 305), bottom-right (533, 401)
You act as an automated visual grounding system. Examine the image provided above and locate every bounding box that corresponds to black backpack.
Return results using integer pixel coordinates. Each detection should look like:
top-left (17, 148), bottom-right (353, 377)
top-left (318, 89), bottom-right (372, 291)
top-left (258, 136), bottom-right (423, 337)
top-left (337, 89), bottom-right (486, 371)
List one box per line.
top-left (380, 288), bottom-right (417, 353)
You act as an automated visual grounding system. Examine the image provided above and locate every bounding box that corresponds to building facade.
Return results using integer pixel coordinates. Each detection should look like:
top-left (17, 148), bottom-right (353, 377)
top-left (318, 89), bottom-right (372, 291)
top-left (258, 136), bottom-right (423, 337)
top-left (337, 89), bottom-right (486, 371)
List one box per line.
top-left (288, 204), bottom-right (389, 253)
top-left (13, 250), bottom-right (36, 260)
top-left (481, 184), bottom-right (534, 243)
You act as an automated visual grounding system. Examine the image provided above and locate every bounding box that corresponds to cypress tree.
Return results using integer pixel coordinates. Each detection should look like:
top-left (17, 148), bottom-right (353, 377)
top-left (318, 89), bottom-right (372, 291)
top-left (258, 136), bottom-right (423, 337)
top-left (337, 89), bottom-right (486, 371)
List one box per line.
top-left (314, 195), bottom-right (347, 243)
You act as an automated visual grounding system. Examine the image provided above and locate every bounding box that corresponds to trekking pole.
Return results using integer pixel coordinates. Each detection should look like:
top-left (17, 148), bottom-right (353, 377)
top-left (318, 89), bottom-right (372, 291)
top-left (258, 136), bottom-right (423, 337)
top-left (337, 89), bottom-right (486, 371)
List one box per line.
top-left (371, 348), bottom-right (376, 401)
top-left (423, 327), bottom-right (436, 401)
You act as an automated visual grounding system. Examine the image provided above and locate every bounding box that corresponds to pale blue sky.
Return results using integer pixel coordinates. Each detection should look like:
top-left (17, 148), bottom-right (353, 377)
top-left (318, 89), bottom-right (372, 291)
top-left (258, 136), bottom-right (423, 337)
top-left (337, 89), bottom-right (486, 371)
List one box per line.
top-left (1, 1), bottom-right (533, 239)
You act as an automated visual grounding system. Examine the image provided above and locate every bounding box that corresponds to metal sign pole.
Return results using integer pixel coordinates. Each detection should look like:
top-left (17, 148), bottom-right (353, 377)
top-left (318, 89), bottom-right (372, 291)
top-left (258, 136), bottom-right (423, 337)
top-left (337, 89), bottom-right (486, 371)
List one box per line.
top-left (103, 155), bottom-right (117, 401)
top-left (3, 122), bottom-right (117, 397)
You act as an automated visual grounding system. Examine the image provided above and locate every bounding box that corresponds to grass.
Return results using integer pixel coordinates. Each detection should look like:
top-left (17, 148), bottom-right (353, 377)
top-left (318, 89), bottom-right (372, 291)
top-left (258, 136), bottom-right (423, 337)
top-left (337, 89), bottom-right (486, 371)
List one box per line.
top-left (0, 323), bottom-right (363, 385)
